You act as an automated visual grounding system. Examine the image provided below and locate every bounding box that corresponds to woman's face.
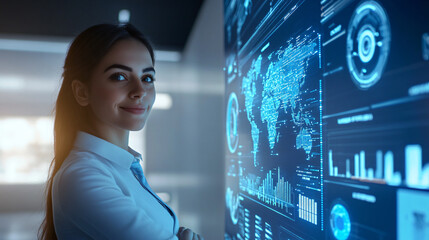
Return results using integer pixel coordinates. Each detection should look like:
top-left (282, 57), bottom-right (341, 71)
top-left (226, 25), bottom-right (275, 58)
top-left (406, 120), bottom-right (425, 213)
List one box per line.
top-left (85, 38), bottom-right (156, 132)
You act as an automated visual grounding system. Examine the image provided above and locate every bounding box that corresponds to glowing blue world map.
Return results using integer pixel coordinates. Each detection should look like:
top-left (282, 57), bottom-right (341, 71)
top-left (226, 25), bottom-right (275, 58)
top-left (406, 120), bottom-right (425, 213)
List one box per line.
top-left (242, 29), bottom-right (320, 165)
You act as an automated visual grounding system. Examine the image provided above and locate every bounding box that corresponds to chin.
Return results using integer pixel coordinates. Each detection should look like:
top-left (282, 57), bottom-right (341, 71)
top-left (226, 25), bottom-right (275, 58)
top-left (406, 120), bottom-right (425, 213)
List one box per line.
top-left (129, 125), bottom-right (145, 131)
top-left (125, 121), bottom-right (147, 131)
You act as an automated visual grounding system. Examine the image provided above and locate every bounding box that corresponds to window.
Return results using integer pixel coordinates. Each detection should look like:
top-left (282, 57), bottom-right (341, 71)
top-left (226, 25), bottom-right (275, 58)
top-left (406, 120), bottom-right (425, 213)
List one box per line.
top-left (0, 117), bottom-right (53, 183)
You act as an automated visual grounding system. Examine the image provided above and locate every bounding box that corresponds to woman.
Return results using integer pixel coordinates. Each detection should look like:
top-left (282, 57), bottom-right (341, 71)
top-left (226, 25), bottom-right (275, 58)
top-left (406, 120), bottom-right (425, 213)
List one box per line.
top-left (39, 24), bottom-right (203, 240)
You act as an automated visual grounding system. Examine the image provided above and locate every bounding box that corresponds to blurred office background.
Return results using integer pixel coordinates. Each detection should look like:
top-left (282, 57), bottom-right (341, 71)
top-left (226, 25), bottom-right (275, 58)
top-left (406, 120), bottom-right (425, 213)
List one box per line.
top-left (0, 0), bottom-right (224, 239)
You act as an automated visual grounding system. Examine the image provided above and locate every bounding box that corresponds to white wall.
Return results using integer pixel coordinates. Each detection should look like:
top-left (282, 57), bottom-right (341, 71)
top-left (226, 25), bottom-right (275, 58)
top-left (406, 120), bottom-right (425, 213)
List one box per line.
top-left (145, 0), bottom-right (225, 239)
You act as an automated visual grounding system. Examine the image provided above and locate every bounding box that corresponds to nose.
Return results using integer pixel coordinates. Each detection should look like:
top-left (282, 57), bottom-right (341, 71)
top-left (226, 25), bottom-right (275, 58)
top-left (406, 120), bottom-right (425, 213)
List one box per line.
top-left (129, 79), bottom-right (147, 100)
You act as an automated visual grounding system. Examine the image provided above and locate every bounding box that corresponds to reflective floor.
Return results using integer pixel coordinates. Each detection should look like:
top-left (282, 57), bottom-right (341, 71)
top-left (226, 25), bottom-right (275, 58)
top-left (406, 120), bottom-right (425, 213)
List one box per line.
top-left (0, 212), bottom-right (42, 240)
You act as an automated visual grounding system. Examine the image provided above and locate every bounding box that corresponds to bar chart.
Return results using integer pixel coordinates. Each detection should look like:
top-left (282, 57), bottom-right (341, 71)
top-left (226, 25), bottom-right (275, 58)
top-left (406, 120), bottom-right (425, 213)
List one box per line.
top-left (328, 144), bottom-right (429, 188)
top-left (405, 145), bottom-right (429, 188)
top-left (240, 168), bottom-right (294, 210)
top-left (298, 194), bottom-right (318, 225)
top-left (258, 168), bottom-right (293, 208)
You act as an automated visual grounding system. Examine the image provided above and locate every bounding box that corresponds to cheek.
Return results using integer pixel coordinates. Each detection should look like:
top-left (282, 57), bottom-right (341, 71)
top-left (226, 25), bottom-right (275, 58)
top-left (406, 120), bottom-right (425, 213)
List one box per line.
top-left (91, 86), bottom-right (124, 109)
top-left (149, 90), bottom-right (156, 107)
top-left (151, 90), bottom-right (156, 103)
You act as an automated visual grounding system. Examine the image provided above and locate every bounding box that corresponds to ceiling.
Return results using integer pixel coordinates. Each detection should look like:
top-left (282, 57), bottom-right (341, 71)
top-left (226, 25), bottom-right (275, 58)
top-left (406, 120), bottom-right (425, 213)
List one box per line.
top-left (0, 0), bottom-right (204, 51)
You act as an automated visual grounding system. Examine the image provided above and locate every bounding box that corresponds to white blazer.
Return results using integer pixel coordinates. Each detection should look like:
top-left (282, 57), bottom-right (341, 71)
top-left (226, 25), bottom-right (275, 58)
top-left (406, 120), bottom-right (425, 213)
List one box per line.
top-left (52, 131), bottom-right (179, 239)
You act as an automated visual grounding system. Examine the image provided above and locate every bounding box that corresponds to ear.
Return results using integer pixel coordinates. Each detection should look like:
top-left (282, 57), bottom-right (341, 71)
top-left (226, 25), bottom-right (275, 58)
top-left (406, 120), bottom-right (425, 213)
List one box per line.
top-left (71, 80), bottom-right (90, 106)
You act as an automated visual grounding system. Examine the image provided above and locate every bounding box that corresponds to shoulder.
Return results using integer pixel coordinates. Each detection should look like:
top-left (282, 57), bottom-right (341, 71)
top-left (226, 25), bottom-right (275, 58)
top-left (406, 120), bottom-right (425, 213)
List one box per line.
top-left (67, 149), bottom-right (112, 172)
top-left (54, 150), bottom-right (114, 190)
top-left (53, 150), bottom-right (120, 207)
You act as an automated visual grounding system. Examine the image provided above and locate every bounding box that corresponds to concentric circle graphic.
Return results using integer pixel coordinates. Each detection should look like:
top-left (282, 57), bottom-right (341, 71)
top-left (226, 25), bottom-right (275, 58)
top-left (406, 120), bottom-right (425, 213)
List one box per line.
top-left (330, 203), bottom-right (351, 240)
top-left (226, 92), bottom-right (239, 153)
top-left (346, 0), bottom-right (391, 89)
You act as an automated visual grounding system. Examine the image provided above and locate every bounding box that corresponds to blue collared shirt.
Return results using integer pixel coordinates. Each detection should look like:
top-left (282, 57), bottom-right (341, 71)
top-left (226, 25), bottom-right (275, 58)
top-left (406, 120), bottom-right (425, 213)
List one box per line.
top-left (52, 131), bottom-right (179, 240)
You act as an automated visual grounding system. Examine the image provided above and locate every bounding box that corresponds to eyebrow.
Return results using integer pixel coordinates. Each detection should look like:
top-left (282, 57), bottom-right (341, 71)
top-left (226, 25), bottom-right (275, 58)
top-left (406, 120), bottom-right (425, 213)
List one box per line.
top-left (104, 64), bottom-right (156, 74)
top-left (143, 67), bottom-right (156, 74)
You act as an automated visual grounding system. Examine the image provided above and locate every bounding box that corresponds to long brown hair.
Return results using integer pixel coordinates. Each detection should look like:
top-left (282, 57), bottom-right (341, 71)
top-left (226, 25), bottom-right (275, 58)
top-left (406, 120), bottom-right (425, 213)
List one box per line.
top-left (38, 23), bottom-right (155, 240)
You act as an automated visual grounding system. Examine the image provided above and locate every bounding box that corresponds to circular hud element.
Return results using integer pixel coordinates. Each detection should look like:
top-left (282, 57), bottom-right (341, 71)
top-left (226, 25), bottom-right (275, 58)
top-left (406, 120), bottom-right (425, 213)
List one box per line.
top-left (330, 203), bottom-right (351, 240)
top-left (226, 92), bottom-right (239, 153)
top-left (346, 0), bottom-right (391, 89)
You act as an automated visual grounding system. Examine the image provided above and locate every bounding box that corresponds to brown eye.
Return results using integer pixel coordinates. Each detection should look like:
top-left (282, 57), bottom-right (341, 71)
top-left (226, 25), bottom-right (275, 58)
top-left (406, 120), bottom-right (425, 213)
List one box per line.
top-left (109, 73), bottom-right (127, 81)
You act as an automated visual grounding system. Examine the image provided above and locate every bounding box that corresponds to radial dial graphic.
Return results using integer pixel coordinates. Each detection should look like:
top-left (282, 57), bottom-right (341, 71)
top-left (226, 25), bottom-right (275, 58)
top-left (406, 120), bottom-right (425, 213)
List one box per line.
top-left (346, 0), bottom-right (391, 89)
top-left (226, 92), bottom-right (239, 153)
top-left (330, 203), bottom-right (351, 240)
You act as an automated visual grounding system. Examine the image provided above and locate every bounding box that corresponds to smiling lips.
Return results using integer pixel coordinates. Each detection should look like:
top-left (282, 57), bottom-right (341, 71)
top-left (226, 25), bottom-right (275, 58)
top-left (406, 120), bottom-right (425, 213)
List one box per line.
top-left (120, 106), bottom-right (146, 114)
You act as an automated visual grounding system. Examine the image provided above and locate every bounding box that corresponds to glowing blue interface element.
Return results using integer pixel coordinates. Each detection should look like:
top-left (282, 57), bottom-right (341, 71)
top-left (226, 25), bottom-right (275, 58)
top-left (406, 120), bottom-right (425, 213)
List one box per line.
top-left (346, 0), bottom-right (391, 89)
top-left (227, 92), bottom-right (239, 153)
top-left (225, 0), bottom-right (429, 239)
top-left (330, 203), bottom-right (351, 240)
top-left (226, 187), bottom-right (240, 225)
top-left (261, 29), bottom-right (319, 158)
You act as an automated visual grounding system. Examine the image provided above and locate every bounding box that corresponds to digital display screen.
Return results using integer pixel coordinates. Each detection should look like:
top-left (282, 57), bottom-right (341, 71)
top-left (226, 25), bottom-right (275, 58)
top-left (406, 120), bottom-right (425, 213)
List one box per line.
top-left (224, 0), bottom-right (429, 239)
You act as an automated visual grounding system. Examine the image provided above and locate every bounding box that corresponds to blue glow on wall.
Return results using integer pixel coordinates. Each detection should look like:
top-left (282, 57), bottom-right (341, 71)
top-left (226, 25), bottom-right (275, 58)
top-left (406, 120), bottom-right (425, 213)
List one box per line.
top-left (225, 0), bottom-right (429, 239)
